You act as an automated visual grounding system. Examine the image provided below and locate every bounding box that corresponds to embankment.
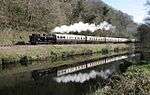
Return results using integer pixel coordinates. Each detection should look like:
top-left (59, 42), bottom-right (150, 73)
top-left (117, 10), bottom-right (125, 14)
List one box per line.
top-left (0, 44), bottom-right (129, 64)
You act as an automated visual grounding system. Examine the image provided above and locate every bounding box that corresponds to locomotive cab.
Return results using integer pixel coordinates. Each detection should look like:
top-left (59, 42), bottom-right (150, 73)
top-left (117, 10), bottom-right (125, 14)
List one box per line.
top-left (29, 34), bottom-right (41, 45)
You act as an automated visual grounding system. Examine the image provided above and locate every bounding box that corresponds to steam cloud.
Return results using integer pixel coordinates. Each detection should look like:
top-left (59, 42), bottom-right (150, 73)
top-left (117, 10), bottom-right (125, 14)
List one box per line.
top-left (54, 69), bottom-right (113, 83)
top-left (52, 21), bottom-right (116, 33)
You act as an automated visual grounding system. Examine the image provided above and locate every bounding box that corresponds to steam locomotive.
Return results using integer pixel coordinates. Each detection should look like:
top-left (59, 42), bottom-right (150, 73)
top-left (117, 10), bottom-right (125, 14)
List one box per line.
top-left (29, 33), bottom-right (136, 45)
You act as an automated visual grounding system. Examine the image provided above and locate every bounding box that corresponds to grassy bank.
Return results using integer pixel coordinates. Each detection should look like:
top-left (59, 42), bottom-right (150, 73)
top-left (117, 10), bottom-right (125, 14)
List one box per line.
top-left (89, 61), bottom-right (150, 95)
top-left (0, 44), bottom-right (128, 64)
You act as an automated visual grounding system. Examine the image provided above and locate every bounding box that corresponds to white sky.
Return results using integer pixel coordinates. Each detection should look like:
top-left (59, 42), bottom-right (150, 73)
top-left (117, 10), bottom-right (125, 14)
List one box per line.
top-left (101, 0), bottom-right (148, 23)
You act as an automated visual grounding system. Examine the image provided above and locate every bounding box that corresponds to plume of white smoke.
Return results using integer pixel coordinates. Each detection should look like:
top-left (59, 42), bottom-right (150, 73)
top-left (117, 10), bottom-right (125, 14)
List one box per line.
top-left (52, 21), bottom-right (116, 33)
top-left (54, 69), bottom-right (112, 83)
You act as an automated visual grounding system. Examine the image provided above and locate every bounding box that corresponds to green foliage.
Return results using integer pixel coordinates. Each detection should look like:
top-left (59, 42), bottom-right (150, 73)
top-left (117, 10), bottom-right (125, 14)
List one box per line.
top-left (114, 47), bottom-right (119, 53)
top-left (90, 63), bottom-right (150, 95)
top-left (101, 48), bottom-right (109, 55)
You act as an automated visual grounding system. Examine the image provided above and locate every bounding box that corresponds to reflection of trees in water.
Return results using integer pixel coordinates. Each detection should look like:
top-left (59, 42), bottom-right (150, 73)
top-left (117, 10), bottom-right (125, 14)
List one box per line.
top-left (0, 62), bottom-right (143, 95)
top-left (0, 62), bottom-right (120, 95)
top-left (0, 54), bottom-right (141, 95)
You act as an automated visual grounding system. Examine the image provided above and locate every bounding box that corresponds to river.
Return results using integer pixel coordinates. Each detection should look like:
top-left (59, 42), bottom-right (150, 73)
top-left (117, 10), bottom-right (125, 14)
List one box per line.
top-left (0, 52), bottom-right (141, 95)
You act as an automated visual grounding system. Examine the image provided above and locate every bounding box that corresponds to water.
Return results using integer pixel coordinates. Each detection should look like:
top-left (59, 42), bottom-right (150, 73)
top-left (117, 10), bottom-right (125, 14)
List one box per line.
top-left (0, 52), bottom-right (141, 95)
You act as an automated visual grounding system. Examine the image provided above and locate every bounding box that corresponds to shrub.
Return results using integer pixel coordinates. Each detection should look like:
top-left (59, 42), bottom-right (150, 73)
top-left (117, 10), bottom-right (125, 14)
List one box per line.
top-left (101, 48), bottom-right (109, 55)
top-left (114, 47), bottom-right (119, 52)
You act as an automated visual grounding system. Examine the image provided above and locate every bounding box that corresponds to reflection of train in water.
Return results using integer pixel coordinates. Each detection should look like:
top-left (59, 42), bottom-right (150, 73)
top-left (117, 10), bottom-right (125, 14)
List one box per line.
top-left (57, 54), bottom-right (129, 76)
top-left (29, 33), bottom-right (137, 45)
top-left (32, 53), bottom-right (140, 80)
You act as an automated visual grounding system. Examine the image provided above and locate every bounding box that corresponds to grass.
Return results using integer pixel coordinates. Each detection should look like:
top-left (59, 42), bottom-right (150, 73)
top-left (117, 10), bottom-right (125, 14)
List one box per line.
top-left (89, 61), bottom-right (150, 95)
top-left (0, 44), bottom-right (129, 64)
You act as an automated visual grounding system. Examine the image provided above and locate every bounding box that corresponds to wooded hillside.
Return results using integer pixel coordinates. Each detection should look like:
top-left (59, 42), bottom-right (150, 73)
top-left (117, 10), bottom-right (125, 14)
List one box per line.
top-left (0, 0), bottom-right (137, 45)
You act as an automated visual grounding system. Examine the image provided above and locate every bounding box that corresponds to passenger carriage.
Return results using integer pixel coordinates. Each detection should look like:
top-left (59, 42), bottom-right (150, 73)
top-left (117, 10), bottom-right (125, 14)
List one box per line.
top-left (118, 38), bottom-right (129, 43)
top-left (105, 37), bottom-right (119, 43)
top-left (55, 34), bottom-right (86, 44)
top-left (86, 36), bottom-right (105, 43)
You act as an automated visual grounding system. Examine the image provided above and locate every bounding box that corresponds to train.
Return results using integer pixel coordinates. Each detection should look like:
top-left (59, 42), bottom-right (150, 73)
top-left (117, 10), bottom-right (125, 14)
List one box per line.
top-left (29, 33), bottom-right (137, 45)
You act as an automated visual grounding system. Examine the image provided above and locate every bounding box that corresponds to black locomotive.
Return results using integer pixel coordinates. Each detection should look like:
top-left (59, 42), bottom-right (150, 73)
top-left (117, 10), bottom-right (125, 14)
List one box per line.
top-left (29, 34), bottom-right (56, 45)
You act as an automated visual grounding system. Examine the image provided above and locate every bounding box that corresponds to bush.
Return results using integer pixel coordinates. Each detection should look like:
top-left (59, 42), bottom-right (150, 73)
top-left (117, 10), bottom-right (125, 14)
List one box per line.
top-left (114, 47), bottom-right (119, 52)
top-left (19, 56), bottom-right (31, 65)
top-left (90, 63), bottom-right (150, 95)
top-left (101, 48), bottom-right (109, 55)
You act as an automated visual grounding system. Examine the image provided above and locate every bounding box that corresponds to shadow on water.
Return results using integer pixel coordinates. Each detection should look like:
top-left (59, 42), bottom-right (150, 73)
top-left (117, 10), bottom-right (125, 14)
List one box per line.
top-left (0, 52), bottom-right (141, 95)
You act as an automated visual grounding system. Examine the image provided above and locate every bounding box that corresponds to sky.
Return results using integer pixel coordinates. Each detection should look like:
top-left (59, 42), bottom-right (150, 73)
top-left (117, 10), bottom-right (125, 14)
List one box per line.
top-left (101, 0), bottom-right (148, 23)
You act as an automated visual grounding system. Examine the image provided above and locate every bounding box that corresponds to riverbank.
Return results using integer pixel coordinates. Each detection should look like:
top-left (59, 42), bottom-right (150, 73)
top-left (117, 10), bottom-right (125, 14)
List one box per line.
top-left (0, 44), bottom-right (129, 64)
top-left (89, 61), bottom-right (150, 95)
